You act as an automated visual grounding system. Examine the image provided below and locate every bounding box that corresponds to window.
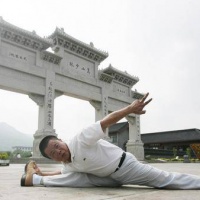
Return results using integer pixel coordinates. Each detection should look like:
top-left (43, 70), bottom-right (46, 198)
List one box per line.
top-left (110, 135), bottom-right (117, 143)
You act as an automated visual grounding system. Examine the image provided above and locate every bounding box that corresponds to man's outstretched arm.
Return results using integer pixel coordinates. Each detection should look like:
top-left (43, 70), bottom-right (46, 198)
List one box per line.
top-left (100, 93), bottom-right (152, 131)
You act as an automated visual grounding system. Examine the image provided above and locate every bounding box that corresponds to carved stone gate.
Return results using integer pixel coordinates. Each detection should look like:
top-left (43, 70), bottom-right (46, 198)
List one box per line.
top-left (0, 17), bottom-right (144, 160)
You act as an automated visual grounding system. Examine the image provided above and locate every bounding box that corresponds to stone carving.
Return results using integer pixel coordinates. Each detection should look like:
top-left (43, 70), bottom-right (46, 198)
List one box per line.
top-left (46, 81), bottom-right (53, 127)
top-left (103, 97), bottom-right (108, 116)
top-left (68, 61), bottom-right (91, 76)
top-left (99, 72), bottom-right (113, 83)
top-left (41, 51), bottom-right (62, 65)
top-left (9, 52), bottom-right (27, 62)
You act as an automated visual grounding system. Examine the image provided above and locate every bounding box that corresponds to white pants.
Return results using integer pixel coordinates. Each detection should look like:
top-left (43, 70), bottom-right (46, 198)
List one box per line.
top-left (42, 172), bottom-right (121, 188)
top-left (111, 152), bottom-right (200, 189)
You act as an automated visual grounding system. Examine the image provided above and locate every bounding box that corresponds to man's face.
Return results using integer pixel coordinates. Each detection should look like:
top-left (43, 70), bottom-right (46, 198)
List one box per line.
top-left (44, 139), bottom-right (70, 163)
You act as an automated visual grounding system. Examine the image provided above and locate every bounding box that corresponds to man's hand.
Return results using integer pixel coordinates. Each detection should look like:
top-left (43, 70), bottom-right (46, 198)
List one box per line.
top-left (34, 163), bottom-right (43, 175)
top-left (100, 93), bottom-right (152, 131)
top-left (128, 93), bottom-right (152, 115)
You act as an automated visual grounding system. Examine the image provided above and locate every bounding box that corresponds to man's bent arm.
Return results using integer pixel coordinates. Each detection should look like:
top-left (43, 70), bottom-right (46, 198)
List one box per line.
top-left (100, 93), bottom-right (152, 131)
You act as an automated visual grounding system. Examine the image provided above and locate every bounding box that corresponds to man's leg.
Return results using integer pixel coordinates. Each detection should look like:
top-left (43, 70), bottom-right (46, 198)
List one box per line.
top-left (42, 173), bottom-right (121, 187)
top-left (21, 161), bottom-right (121, 187)
top-left (111, 152), bottom-right (200, 189)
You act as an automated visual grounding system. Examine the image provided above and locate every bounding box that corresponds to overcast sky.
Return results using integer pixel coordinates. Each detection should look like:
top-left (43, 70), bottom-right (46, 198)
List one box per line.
top-left (0, 0), bottom-right (200, 140)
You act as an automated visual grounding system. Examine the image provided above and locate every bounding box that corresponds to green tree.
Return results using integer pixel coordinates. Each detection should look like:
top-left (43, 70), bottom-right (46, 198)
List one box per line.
top-left (12, 150), bottom-right (32, 158)
top-left (21, 151), bottom-right (32, 158)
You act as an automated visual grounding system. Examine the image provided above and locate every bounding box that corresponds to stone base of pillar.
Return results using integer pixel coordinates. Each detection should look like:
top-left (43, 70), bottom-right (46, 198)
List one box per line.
top-left (126, 140), bottom-right (144, 161)
top-left (32, 129), bottom-right (57, 158)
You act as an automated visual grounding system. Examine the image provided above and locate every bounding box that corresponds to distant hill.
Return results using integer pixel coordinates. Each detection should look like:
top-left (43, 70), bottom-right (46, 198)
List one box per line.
top-left (0, 122), bottom-right (33, 151)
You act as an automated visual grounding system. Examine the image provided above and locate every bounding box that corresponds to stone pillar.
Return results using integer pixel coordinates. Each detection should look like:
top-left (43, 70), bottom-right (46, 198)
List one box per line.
top-left (89, 100), bottom-right (102, 121)
top-left (125, 115), bottom-right (144, 160)
top-left (29, 70), bottom-right (57, 158)
top-left (89, 95), bottom-right (110, 138)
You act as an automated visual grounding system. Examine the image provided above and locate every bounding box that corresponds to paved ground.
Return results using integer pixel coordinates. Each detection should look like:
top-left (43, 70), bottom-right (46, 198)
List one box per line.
top-left (0, 162), bottom-right (200, 200)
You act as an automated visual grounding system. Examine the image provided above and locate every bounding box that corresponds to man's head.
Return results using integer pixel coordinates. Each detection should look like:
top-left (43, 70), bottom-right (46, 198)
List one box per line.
top-left (39, 135), bottom-right (71, 163)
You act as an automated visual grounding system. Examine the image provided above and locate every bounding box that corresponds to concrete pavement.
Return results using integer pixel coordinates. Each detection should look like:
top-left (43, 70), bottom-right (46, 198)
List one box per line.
top-left (0, 162), bottom-right (200, 200)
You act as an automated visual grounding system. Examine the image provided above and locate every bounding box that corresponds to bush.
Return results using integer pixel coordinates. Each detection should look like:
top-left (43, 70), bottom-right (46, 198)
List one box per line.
top-left (145, 155), bottom-right (151, 160)
top-left (186, 148), bottom-right (191, 159)
top-left (171, 158), bottom-right (179, 161)
top-left (0, 152), bottom-right (9, 160)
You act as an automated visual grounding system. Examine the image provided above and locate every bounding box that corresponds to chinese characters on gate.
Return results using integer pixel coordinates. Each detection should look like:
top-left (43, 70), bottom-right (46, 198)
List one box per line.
top-left (47, 81), bottom-right (53, 127)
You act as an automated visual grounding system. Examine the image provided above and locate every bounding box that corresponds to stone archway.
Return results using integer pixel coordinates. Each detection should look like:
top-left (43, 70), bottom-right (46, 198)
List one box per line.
top-left (0, 17), bottom-right (144, 160)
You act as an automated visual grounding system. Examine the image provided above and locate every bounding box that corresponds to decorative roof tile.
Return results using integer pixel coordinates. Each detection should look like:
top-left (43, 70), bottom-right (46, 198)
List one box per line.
top-left (132, 90), bottom-right (144, 99)
top-left (101, 64), bottom-right (139, 86)
top-left (40, 50), bottom-right (62, 65)
top-left (48, 27), bottom-right (108, 62)
top-left (0, 17), bottom-right (52, 50)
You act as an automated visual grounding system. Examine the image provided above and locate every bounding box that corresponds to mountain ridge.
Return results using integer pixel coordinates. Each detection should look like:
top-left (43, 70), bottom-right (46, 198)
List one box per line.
top-left (0, 122), bottom-right (33, 151)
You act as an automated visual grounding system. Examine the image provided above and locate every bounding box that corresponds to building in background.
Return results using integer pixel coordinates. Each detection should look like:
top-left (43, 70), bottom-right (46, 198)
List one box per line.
top-left (12, 146), bottom-right (33, 152)
top-left (109, 122), bottom-right (200, 158)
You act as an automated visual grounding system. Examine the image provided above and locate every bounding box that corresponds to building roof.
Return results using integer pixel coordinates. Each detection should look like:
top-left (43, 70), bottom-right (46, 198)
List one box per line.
top-left (109, 122), bottom-right (128, 133)
top-left (141, 129), bottom-right (200, 144)
top-left (109, 122), bottom-right (200, 144)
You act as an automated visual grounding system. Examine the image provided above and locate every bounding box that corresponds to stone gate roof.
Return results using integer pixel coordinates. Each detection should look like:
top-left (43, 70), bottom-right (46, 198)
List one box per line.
top-left (0, 16), bottom-right (52, 50)
top-left (100, 64), bottom-right (139, 87)
top-left (48, 27), bottom-right (108, 63)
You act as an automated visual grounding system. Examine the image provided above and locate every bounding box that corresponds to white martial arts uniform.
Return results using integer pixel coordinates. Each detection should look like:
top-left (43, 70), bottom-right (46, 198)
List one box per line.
top-left (50, 121), bottom-right (200, 189)
top-left (61, 121), bottom-right (123, 177)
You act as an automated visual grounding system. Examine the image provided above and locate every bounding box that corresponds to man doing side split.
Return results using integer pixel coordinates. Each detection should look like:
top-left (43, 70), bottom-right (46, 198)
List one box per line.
top-left (21, 93), bottom-right (200, 189)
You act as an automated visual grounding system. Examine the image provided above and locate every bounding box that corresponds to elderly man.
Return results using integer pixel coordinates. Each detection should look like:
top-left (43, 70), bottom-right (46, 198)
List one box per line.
top-left (21, 93), bottom-right (200, 189)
